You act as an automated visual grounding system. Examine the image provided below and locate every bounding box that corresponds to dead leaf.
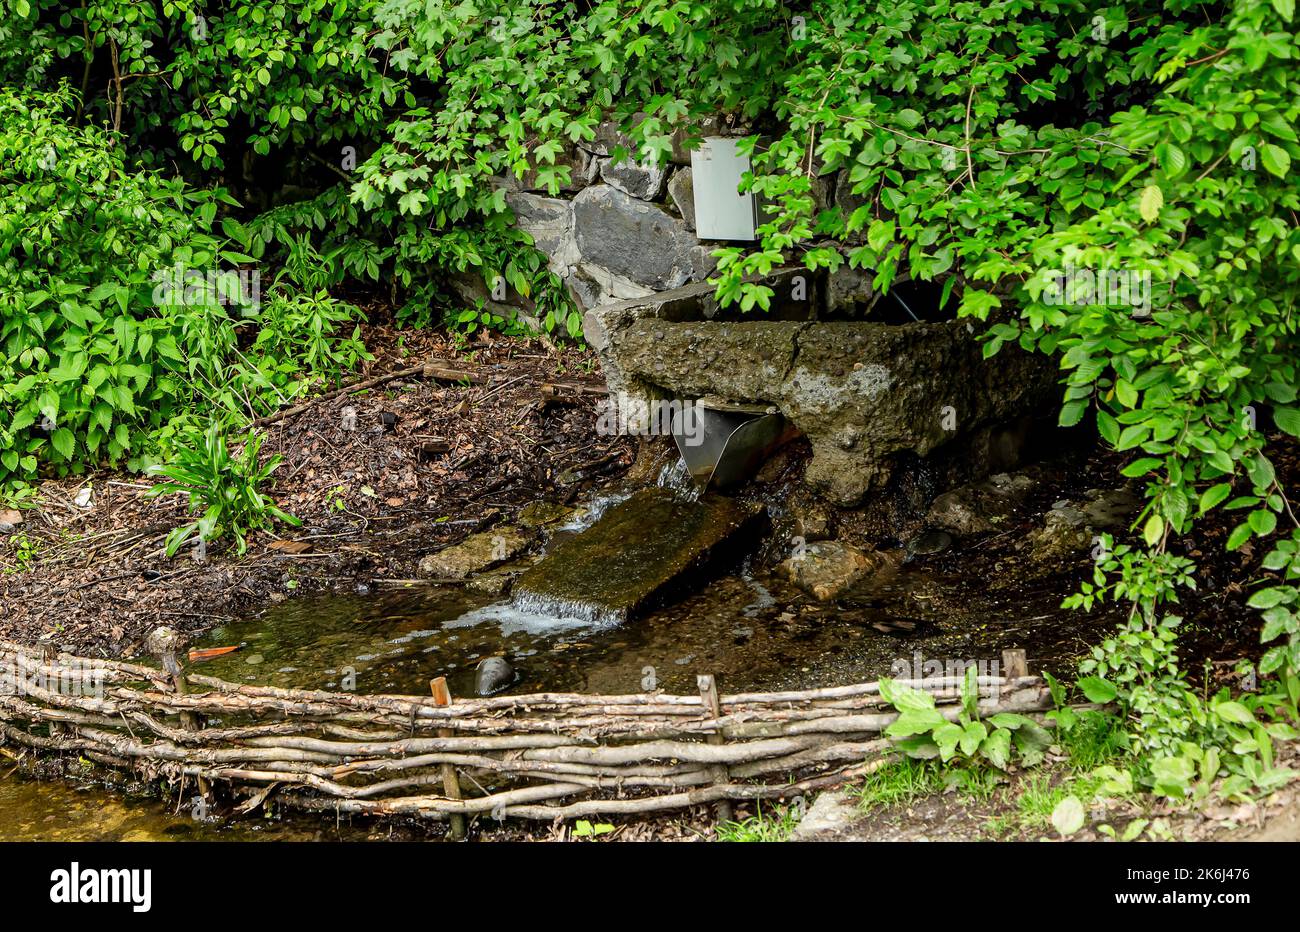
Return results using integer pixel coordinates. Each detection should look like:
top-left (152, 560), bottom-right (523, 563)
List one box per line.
top-left (188, 645), bottom-right (241, 662)
top-left (267, 540), bottom-right (313, 554)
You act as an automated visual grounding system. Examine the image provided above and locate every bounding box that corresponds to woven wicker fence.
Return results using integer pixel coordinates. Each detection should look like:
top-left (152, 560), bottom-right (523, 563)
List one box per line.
top-left (0, 633), bottom-right (1051, 830)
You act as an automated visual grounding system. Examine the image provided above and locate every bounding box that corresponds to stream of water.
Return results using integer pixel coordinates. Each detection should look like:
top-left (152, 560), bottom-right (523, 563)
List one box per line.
top-left (0, 469), bottom-right (1121, 840)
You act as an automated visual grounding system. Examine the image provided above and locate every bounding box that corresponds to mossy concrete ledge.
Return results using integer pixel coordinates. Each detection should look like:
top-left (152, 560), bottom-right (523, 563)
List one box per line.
top-left (586, 281), bottom-right (1055, 506)
top-left (513, 487), bottom-right (766, 622)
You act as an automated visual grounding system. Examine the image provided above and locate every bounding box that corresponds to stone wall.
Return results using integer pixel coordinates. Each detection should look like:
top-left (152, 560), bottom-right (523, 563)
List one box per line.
top-left (464, 119), bottom-right (878, 320)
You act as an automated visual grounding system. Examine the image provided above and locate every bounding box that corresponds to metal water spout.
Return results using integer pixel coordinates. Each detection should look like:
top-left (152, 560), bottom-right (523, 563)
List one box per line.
top-left (670, 397), bottom-right (793, 491)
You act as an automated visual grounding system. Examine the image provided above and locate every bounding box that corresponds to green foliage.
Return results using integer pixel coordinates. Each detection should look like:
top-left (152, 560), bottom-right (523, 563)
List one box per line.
top-left (0, 85), bottom-right (370, 498)
top-left (147, 422), bottom-right (299, 556)
top-left (880, 667), bottom-right (1052, 770)
top-left (716, 801), bottom-right (802, 842)
top-left (853, 757), bottom-right (947, 812)
top-left (1070, 619), bottom-right (1300, 800)
top-left (570, 820), bottom-right (616, 839)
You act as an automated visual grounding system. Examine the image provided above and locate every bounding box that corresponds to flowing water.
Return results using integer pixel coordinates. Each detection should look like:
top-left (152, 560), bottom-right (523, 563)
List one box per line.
top-left (1, 466), bottom-right (1122, 840)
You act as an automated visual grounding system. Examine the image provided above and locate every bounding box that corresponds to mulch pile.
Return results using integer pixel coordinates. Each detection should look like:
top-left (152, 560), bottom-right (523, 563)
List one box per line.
top-left (0, 323), bottom-right (633, 658)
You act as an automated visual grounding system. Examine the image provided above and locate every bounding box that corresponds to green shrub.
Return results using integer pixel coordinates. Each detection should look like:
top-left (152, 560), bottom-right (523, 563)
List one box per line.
top-left (147, 422), bottom-right (298, 556)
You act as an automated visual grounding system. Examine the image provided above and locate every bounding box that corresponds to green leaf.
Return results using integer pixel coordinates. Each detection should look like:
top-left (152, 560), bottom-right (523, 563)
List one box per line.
top-left (51, 428), bottom-right (75, 460)
top-left (1077, 676), bottom-right (1117, 703)
top-left (1274, 0), bottom-right (1296, 22)
top-left (1249, 509), bottom-right (1278, 536)
top-left (1143, 513), bottom-right (1165, 546)
top-left (1261, 144), bottom-right (1291, 179)
top-left (1051, 796), bottom-right (1086, 836)
top-left (1198, 483), bottom-right (1233, 515)
top-left (1059, 400), bottom-right (1087, 427)
top-left (1212, 701), bottom-right (1256, 725)
top-left (1139, 184), bottom-right (1163, 223)
top-left (1274, 407), bottom-right (1300, 438)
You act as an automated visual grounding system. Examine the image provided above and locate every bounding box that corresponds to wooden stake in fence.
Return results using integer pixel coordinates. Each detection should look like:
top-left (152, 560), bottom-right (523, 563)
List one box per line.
top-left (41, 645), bottom-right (63, 739)
top-left (1001, 649), bottom-right (1028, 680)
top-left (697, 674), bottom-right (733, 825)
top-left (147, 627), bottom-right (210, 799)
top-left (430, 676), bottom-right (466, 840)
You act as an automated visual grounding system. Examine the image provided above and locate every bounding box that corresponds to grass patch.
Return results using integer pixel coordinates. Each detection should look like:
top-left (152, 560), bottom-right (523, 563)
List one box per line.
top-left (1055, 710), bottom-right (1130, 773)
top-left (853, 758), bottom-right (946, 811)
top-left (716, 801), bottom-right (802, 842)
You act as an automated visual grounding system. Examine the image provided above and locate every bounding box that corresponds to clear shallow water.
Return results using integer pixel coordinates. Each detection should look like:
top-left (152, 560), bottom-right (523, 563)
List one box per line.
top-left (2, 482), bottom-right (1120, 840)
top-left (0, 768), bottom-right (343, 841)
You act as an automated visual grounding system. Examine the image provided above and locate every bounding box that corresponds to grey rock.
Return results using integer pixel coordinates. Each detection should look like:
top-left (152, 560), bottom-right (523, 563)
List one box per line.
top-left (600, 316), bottom-right (1054, 506)
top-left (905, 529), bottom-right (953, 560)
top-left (927, 472), bottom-right (1038, 536)
top-left (827, 263), bottom-right (880, 314)
top-left (475, 657), bottom-right (515, 696)
top-left (574, 261), bottom-right (656, 307)
top-left (575, 119), bottom-right (632, 158)
top-left (491, 146), bottom-right (597, 194)
top-left (778, 542), bottom-right (898, 601)
top-left (572, 185), bottom-right (700, 291)
top-left (599, 156), bottom-right (668, 200)
top-left (1082, 487), bottom-right (1142, 530)
top-left (418, 527), bottom-right (533, 580)
top-left (446, 271), bottom-right (540, 330)
top-left (465, 571), bottom-right (516, 598)
top-left (791, 789), bottom-right (861, 840)
top-left (506, 192), bottom-right (578, 275)
top-left (1029, 505), bottom-right (1091, 562)
top-left (667, 167), bottom-right (696, 229)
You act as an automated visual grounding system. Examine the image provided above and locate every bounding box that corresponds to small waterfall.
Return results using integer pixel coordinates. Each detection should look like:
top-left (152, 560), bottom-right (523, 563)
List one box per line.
top-left (556, 490), bottom-right (632, 533)
top-left (656, 457), bottom-right (702, 501)
top-left (447, 593), bottom-right (620, 634)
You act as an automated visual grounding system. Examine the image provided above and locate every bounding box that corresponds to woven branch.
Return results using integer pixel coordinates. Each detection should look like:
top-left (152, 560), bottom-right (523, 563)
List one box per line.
top-left (0, 640), bottom-right (1051, 825)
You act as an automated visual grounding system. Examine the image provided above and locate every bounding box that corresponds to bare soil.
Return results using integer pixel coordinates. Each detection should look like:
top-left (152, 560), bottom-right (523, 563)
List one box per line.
top-left (0, 324), bottom-right (633, 658)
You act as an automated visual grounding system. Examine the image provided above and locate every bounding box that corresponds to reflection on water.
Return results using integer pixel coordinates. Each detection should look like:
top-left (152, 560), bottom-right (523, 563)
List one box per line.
top-left (0, 769), bottom-right (336, 841)
top-left (3, 531), bottom-right (1119, 840)
top-left (188, 555), bottom-right (1117, 699)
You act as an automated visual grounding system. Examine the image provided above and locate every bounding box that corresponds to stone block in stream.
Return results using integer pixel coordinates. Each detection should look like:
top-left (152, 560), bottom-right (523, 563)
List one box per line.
top-left (512, 488), bottom-right (765, 623)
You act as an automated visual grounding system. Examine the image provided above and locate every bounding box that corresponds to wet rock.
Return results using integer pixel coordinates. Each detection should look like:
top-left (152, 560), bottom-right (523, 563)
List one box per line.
top-left (1082, 487), bottom-right (1142, 530)
top-left (905, 529), bottom-right (953, 561)
top-left (927, 472), bottom-right (1037, 536)
top-left (599, 155), bottom-right (668, 200)
top-left (667, 167), bottom-right (695, 229)
top-left (1028, 505), bottom-right (1091, 562)
top-left (593, 316), bottom-right (1054, 506)
top-left (465, 570), bottom-right (516, 598)
top-left (790, 495), bottom-right (835, 542)
top-left (513, 488), bottom-right (765, 622)
top-left (418, 527), bottom-right (533, 580)
top-left (572, 185), bottom-right (701, 291)
top-left (778, 541), bottom-right (897, 601)
top-left (517, 500), bottom-right (578, 528)
top-left (474, 656), bottom-right (515, 696)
